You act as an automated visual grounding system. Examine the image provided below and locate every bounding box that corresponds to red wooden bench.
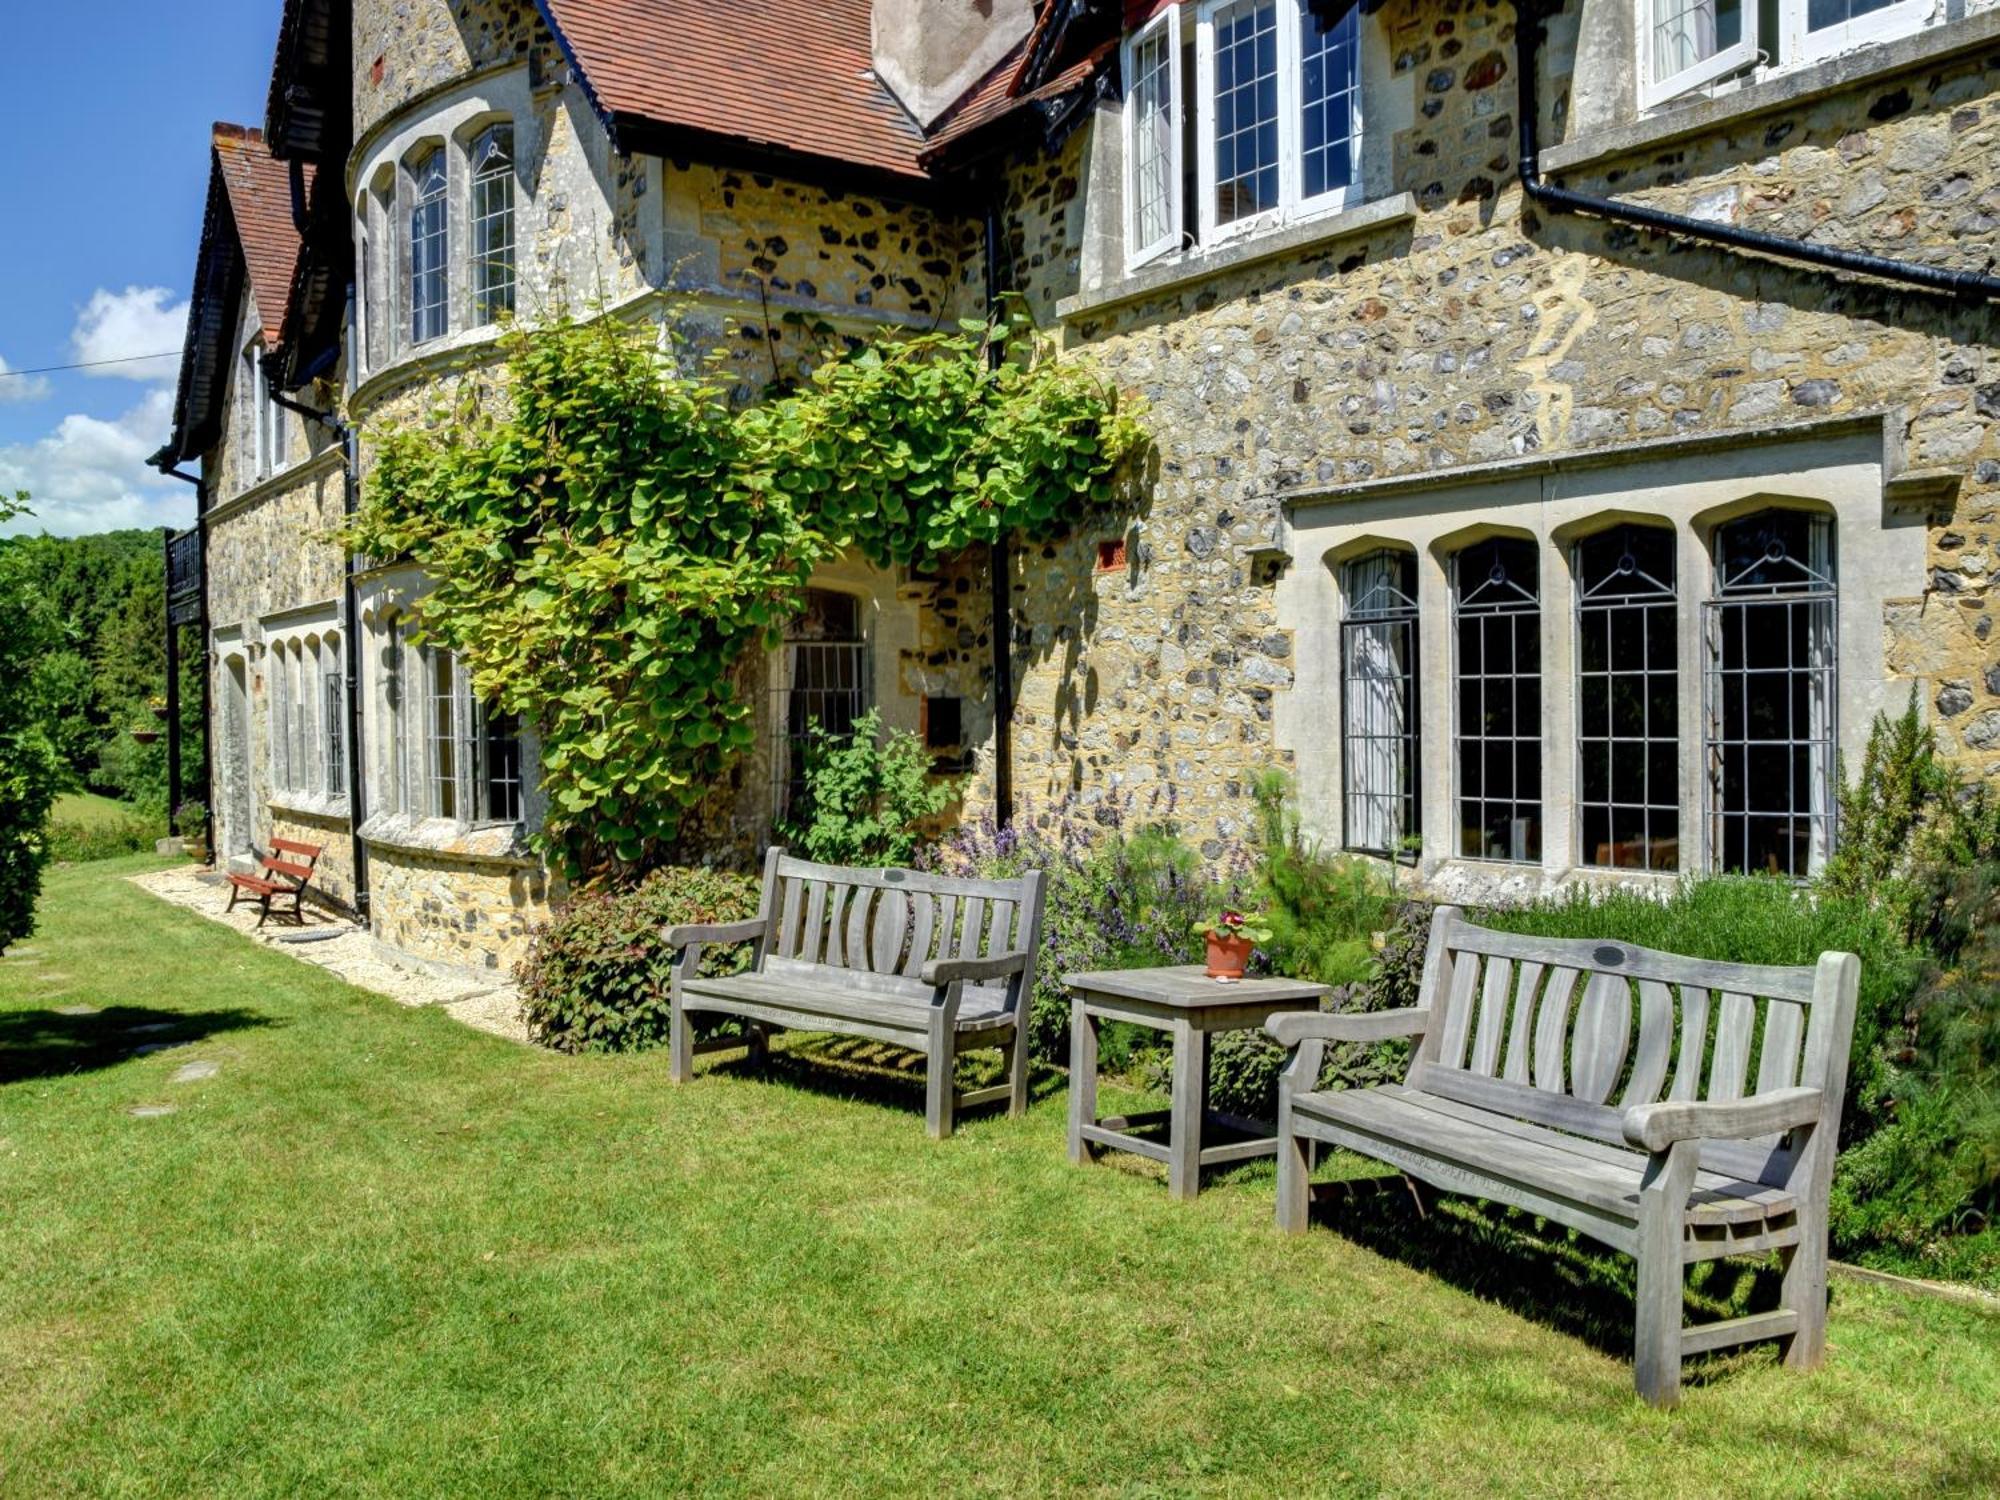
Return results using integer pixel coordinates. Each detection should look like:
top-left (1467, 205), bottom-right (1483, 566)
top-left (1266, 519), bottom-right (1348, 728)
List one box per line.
top-left (224, 838), bottom-right (324, 928)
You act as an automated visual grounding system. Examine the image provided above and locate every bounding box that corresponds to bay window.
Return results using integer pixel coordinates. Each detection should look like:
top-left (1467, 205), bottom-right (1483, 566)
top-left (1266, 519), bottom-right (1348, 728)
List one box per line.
top-left (1453, 537), bottom-right (1542, 864)
top-left (1339, 549), bottom-right (1420, 858)
top-left (409, 146), bottom-right (449, 345)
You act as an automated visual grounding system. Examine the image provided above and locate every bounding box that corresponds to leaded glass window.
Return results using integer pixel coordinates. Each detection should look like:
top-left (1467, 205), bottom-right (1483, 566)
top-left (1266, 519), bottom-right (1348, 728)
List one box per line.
top-left (1705, 511), bottom-right (1836, 878)
top-left (1453, 537), bottom-right (1541, 863)
top-left (1297, 0), bottom-right (1360, 205)
top-left (470, 124), bottom-right (515, 326)
top-left (1340, 549), bottom-right (1419, 858)
top-left (1208, 0), bottom-right (1281, 228)
top-left (1575, 525), bottom-right (1679, 872)
top-left (409, 147), bottom-right (449, 344)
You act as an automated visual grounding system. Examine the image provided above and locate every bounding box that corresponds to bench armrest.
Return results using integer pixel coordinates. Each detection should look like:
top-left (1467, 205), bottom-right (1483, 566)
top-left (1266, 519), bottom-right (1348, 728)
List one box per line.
top-left (661, 918), bottom-right (768, 947)
top-left (920, 949), bottom-right (1033, 987)
top-left (1266, 1007), bottom-right (1432, 1047)
top-left (1621, 1086), bottom-right (1824, 1153)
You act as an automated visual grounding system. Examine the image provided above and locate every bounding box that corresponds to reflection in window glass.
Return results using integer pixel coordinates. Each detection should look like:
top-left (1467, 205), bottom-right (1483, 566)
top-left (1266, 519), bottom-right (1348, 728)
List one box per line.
top-left (410, 147), bottom-right (449, 344)
top-left (1340, 550), bottom-right (1419, 858)
top-left (1298, 0), bottom-right (1360, 201)
top-left (1453, 537), bottom-right (1541, 863)
top-left (470, 125), bottom-right (516, 325)
top-left (1211, 1), bottom-right (1280, 226)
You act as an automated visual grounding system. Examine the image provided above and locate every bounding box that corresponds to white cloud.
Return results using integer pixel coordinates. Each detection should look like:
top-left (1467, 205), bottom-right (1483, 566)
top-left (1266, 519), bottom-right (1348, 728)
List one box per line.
top-left (0, 387), bottom-right (193, 537)
top-left (0, 355), bottom-right (52, 404)
top-left (69, 286), bottom-right (188, 383)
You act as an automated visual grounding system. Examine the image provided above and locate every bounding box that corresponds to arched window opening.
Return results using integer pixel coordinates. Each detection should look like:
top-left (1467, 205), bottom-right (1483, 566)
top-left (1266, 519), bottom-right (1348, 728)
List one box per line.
top-left (409, 147), bottom-right (449, 344)
top-left (1705, 510), bottom-right (1836, 878)
top-left (1339, 549), bottom-right (1419, 858)
top-left (1575, 525), bottom-right (1678, 871)
top-left (469, 124), bottom-right (516, 326)
top-left (1453, 537), bottom-right (1541, 863)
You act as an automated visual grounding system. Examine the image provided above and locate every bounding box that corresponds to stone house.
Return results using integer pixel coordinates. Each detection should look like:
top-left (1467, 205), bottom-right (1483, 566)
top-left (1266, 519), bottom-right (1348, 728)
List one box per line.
top-left (157, 0), bottom-right (1997, 976)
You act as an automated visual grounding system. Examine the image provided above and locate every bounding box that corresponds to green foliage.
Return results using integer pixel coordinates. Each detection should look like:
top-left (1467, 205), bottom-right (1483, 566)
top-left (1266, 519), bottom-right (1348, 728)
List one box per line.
top-left (44, 794), bottom-right (165, 864)
top-left (347, 309), bottom-right (1142, 877)
top-left (776, 710), bottom-right (956, 867)
top-left (1823, 692), bottom-right (2000, 946)
top-left (0, 501), bottom-right (62, 951)
top-left (517, 865), bottom-right (763, 1053)
top-left (1480, 877), bottom-right (1922, 1142)
top-left (1249, 771), bottom-right (1396, 988)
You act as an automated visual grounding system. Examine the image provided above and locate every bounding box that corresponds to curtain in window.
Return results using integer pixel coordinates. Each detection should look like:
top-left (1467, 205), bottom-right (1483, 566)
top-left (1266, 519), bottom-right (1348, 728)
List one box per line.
top-left (1805, 518), bottom-right (1835, 872)
top-left (1340, 551), bottom-right (1417, 856)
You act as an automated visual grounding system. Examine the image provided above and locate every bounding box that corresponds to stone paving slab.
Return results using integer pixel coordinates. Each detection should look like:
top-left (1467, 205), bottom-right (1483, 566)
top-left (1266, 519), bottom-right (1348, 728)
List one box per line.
top-left (128, 866), bottom-right (531, 1045)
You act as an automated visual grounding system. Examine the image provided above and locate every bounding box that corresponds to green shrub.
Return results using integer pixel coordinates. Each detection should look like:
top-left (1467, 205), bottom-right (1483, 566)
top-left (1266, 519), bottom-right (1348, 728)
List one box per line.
top-left (518, 865), bottom-right (762, 1053)
top-left (43, 797), bottom-right (164, 864)
top-left (1249, 772), bottom-right (1397, 988)
top-left (777, 709), bottom-right (956, 867)
top-left (1823, 693), bottom-right (2000, 947)
top-left (1478, 876), bottom-right (1922, 1142)
top-left (0, 503), bottom-right (61, 953)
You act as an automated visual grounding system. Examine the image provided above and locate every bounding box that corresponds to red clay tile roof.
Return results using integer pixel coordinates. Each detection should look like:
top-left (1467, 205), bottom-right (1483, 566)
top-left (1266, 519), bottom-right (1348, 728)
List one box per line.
top-left (212, 123), bottom-right (313, 336)
top-left (539, 0), bottom-right (929, 179)
top-left (919, 42), bottom-right (1113, 161)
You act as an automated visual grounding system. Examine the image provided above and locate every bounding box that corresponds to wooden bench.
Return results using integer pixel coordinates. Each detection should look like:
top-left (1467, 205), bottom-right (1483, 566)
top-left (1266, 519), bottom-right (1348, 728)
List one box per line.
top-left (1267, 905), bottom-right (1860, 1407)
top-left (666, 848), bottom-right (1047, 1139)
top-left (223, 837), bottom-right (324, 928)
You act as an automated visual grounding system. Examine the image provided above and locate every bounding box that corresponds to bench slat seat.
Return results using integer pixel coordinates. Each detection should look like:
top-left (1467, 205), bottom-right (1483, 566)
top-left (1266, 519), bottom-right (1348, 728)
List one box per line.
top-left (223, 840), bottom-right (323, 927)
top-left (1293, 1084), bottom-right (1798, 1236)
top-left (668, 847), bottom-right (1047, 1139)
top-left (1267, 906), bottom-right (1860, 1408)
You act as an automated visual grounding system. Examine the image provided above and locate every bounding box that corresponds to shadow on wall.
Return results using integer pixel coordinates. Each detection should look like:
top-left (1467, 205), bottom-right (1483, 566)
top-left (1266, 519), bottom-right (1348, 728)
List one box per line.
top-left (0, 1005), bottom-right (277, 1086)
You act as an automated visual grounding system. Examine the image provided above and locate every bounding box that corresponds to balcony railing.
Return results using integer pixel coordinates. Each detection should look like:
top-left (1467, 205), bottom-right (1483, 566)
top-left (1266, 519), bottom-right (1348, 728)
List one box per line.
top-left (166, 526), bottom-right (202, 627)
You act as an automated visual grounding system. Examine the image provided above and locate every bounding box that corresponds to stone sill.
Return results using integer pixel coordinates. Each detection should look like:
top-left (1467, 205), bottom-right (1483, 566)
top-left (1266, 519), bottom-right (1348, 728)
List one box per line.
top-left (359, 812), bottom-right (538, 868)
top-left (1543, 11), bottom-right (2000, 177)
top-left (268, 794), bottom-right (351, 824)
top-left (203, 448), bottom-right (345, 527)
top-left (1055, 193), bottom-right (1419, 323)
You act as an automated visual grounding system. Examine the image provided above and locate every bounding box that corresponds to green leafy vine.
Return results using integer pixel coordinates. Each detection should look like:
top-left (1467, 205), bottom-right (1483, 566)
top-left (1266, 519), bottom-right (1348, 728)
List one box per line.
top-left (344, 308), bottom-right (1143, 877)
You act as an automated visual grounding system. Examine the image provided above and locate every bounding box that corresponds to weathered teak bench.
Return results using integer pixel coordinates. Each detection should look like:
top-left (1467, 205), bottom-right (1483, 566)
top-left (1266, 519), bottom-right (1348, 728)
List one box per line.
top-left (223, 837), bottom-right (323, 928)
top-left (666, 849), bottom-right (1047, 1139)
top-left (1267, 906), bottom-right (1860, 1407)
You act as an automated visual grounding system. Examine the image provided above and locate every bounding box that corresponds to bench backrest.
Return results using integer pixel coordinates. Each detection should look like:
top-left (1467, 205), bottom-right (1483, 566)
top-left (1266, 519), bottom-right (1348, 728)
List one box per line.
top-left (1408, 907), bottom-right (1859, 1186)
top-left (752, 849), bottom-right (1046, 1005)
top-left (263, 838), bottom-right (322, 888)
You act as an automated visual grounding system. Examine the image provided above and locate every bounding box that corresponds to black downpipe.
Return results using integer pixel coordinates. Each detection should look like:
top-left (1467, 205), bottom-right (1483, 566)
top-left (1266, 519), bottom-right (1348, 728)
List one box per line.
top-left (156, 466), bottom-right (213, 862)
top-left (1513, 3), bottom-right (2000, 302)
top-left (264, 361), bottom-right (370, 920)
top-left (982, 191), bottom-right (1016, 828)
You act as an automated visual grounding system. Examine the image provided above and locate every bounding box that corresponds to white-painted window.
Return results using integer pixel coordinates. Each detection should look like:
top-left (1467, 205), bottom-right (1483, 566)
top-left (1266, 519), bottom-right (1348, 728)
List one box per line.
top-left (409, 146), bottom-right (449, 345)
top-left (322, 635), bottom-right (347, 798)
top-left (1639, 0), bottom-right (1938, 108)
top-left (1704, 510), bottom-right (1836, 878)
top-left (469, 123), bottom-right (516, 326)
top-left (1126, 0), bottom-right (1363, 268)
top-left (1452, 537), bottom-right (1542, 864)
top-left (243, 340), bottom-right (287, 480)
top-left (1339, 549), bottom-right (1420, 859)
top-left (1124, 6), bottom-right (1185, 269)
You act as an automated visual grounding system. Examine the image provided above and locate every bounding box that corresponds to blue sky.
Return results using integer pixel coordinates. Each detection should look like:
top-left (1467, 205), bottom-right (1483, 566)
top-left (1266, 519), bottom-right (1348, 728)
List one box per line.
top-left (0, 0), bottom-right (286, 536)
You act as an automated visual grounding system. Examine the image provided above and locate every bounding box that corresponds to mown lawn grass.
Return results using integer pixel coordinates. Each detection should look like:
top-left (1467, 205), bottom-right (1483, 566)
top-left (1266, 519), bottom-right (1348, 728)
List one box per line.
top-left (2, 856), bottom-right (1997, 1497)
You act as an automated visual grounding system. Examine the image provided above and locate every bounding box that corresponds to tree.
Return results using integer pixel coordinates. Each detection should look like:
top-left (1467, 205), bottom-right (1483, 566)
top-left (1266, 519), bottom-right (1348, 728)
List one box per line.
top-left (0, 492), bottom-right (62, 952)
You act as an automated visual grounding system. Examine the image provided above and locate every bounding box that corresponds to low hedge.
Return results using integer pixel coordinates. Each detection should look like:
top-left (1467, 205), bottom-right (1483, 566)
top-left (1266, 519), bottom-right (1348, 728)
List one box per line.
top-left (518, 865), bottom-right (762, 1053)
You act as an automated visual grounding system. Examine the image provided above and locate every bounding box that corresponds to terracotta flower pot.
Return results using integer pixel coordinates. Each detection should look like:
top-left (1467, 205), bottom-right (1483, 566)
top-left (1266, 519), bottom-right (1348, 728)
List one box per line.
top-left (1204, 931), bottom-right (1255, 980)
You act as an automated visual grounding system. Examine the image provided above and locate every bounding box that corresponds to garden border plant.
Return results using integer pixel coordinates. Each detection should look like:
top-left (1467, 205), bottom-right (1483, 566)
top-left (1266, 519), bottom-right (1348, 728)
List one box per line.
top-left (344, 306), bottom-right (1142, 880)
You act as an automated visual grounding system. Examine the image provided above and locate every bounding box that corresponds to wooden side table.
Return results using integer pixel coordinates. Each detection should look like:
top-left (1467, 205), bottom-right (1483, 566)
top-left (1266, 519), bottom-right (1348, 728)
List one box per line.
top-left (1063, 966), bottom-right (1330, 1201)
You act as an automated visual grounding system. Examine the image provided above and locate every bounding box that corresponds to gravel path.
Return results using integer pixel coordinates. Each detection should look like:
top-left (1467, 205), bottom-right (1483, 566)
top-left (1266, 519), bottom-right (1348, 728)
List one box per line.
top-left (127, 866), bottom-right (531, 1044)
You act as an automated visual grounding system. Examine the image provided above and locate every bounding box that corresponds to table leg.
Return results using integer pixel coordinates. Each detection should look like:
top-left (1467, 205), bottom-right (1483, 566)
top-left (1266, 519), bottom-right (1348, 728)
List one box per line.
top-left (1168, 1020), bottom-right (1207, 1200)
top-left (1067, 998), bottom-right (1099, 1165)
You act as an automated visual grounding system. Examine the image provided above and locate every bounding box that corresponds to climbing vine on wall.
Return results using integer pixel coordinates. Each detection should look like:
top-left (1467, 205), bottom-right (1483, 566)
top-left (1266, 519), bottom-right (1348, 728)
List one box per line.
top-left (345, 309), bottom-right (1143, 877)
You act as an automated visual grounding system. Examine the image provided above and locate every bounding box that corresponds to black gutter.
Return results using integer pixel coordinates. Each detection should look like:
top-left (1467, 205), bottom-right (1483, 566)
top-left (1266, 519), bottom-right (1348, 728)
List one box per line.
top-left (982, 192), bottom-right (1016, 828)
top-left (1513, 2), bottom-right (2000, 302)
top-left (262, 367), bottom-right (370, 921)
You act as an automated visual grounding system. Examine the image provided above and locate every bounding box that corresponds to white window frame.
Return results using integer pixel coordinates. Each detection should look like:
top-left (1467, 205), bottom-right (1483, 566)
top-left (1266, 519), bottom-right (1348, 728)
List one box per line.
top-left (1780, 0), bottom-right (1935, 68)
top-left (1191, 0), bottom-right (1365, 254)
top-left (1123, 5), bottom-right (1185, 271)
top-left (1636, 0), bottom-right (1761, 111)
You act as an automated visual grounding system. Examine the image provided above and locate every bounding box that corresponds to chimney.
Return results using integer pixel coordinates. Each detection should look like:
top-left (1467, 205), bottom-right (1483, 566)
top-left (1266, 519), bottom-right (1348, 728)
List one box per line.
top-left (872, 0), bottom-right (1035, 131)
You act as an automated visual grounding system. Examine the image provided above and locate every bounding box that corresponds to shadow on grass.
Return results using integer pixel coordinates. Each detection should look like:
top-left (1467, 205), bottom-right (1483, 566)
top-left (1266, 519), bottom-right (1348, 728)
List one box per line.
top-left (705, 1032), bottom-right (1065, 1123)
top-left (1308, 1171), bottom-right (1787, 1379)
top-left (0, 1006), bottom-right (276, 1085)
